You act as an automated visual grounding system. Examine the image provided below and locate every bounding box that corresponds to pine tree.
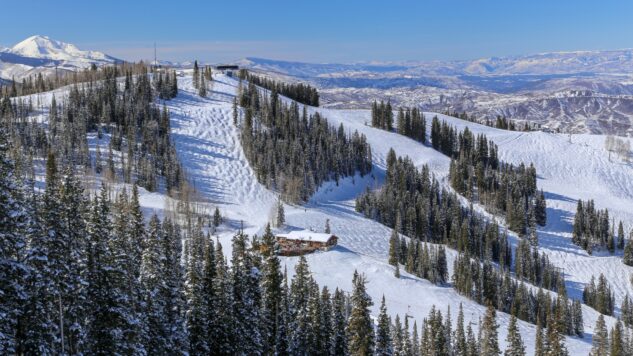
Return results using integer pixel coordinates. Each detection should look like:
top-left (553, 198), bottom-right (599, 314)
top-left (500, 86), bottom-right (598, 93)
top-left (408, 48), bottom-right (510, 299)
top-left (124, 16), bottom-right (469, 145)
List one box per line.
top-left (198, 72), bottom-right (207, 97)
top-left (275, 269), bottom-right (291, 355)
top-left (276, 199), bottom-right (285, 227)
top-left (504, 315), bottom-right (525, 356)
top-left (591, 314), bottom-right (609, 356)
top-left (231, 231), bottom-right (263, 354)
top-left (624, 234), bottom-right (633, 266)
top-left (129, 184), bottom-right (145, 278)
top-left (290, 256), bottom-right (312, 353)
top-left (184, 223), bottom-right (209, 354)
top-left (388, 228), bottom-right (400, 266)
top-left (213, 206), bottom-right (222, 228)
top-left (86, 184), bottom-right (144, 355)
top-left (610, 320), bottom-right (624, 356)
top-left (375, 296), bottom-right (393, 355)
top-left (454, 304), bottom-right (467, 356)
top-left (59, 167), bottom-right (89, 354)
top-left (140, 214), bottom-right (168, 354)
top-left (0, 125), bottom-right (29, 355)
top-left (479, 304), bottom-right (500, 356)
top-left (160, 218), bottom-right (187, 352)
top-left (192, 60), bottom-right (199, 89)
top-left (261, 224), bottom-right (283, 354)
top-left (22, 152), bottom-right (61, 354)
top-left (545, 304), bottom-right (568, 356)
top-left (209, 239), bottom-right (234, 354)
top-left (232, 97), bottom-right (239, 125)
top-left (618, 221), bottom-right (625, 250)
top-left (347, 271), bottom-right (374, 355)
top-left (332, 288), bottom-right (348, 355)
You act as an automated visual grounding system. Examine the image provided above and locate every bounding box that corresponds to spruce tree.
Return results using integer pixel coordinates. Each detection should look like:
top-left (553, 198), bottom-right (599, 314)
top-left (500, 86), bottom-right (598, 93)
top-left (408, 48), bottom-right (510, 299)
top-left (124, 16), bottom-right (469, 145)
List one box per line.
top-left (59, 167), bottom-right (89, 354)
top-left (198, 72), bottom-right (207, 97)
top-left (184, 223), bottom-right (209, 354)
top-left (0, 126), bottom-right (29, 355)
top-left (504, 315), bottom-right (525, 356)
top-left (276, 199), bottom-right (285, 227)
top-left (545, 305), bottom-right (569, 356)
top-left (610, 320), bottom-right (624, 356)
top-left (23, 152), bottom-right (61, 354)
top-left (86, 184), bottom-right (144, 355)
top-left (160, 218), bottom-right (187, 352)
top-left (347, 271), bottom-right (374, 355)
top-left (479, 304), bottom-right (500, 356)
top-left (213, 206), bottom-right (222, 228)
top-left (140, 214), bottom-right (168, 354)
top-left (210, 239), bottom-right (234, 354)
top-left (591, 314), bottom-right (609, 356)
top-left (454, 304), bottom-right (467, 356)
top-left (375, 296), bottom-right (393, 355)
top-left (261, 224), bottom-right (283, 354)
top-left (231, 231), bottom-right (263, 354)
top-left (332, 288), bottom-right (348, 355)
top-left (192, 60), bottom-right (199, 89)
top-left (389, 228), bottom-right (400, 266)
top-left (618, 221), bottom-right (625, 250)
top-left (624, 235), bottom-right (633, 266)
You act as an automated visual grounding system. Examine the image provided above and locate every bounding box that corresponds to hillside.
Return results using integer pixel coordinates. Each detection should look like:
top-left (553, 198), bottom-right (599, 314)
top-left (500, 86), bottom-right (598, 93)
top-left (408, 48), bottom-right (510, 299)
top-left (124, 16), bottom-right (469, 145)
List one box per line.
top-left (161, 73), bottom-right (633, 354)
top-left (5, 70), bottom-right (632, 355)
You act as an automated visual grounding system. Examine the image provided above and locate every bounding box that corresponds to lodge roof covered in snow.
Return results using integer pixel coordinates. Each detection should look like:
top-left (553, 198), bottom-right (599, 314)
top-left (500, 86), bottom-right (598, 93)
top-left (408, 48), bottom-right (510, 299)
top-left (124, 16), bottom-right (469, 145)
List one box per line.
top-left (276, 230), bottom-right (335, 243)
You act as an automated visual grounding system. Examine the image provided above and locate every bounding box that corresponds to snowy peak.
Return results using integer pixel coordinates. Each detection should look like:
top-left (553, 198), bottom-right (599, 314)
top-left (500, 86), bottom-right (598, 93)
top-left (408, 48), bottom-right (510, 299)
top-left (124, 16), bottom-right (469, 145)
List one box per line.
top-left (8, 35), bottom-right (117, 63)
top-left (0, 35), bottom-right (121, 81)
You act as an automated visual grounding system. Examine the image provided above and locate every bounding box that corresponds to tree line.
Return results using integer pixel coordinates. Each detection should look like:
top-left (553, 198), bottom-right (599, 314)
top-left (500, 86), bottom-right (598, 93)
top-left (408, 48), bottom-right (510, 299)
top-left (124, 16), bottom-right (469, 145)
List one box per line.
top-left (0, 65), bottom-right (185, 196)
top-left (239, 69), bottom-right (320, 107)
top-left (572, 199), bottom-right (626, 254)
top-left (356, 148), bottom-right (511, 267)
top-left (388, 232), bottom-right (448, 284)
top-left (0, 142), bottom-right (535, 355)
top-left (590, 314), bottom-right (633, 356)
top-left (442, 111), bottom-right (537, 132)
top-left (582, 273), bottom-right (615, 316)
top-left (0, 62), bottom-right (156, 98)
top-left (238, 80), bottom-right (372, 203)
top-left (431, 117), bottom-right (546, 237)
top-left (453, 251), bottom-right (583, 339)
top-left (356, 148), bottom-right (586, 338)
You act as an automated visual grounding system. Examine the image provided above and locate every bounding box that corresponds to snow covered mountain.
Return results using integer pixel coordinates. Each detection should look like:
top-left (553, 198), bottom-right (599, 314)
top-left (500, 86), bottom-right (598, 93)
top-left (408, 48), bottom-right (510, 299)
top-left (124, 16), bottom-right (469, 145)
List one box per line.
top-left (0, 35), bottom-right (120, 81)
top-left (241, 55), bottom-right (633, 135)
top-left (12, 70), bottom-right (633, 354)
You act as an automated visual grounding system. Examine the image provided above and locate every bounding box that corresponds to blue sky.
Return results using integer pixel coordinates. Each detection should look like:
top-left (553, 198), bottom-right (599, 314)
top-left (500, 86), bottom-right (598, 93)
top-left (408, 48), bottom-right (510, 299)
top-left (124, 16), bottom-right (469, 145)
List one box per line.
top-left (2, 0), bottom-right (632, 63)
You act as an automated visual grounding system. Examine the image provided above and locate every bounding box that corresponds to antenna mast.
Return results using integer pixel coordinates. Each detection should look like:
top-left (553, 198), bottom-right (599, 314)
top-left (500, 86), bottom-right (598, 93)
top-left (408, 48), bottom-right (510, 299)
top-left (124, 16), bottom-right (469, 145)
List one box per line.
top-left (154, 42), bottom-right (157, 68)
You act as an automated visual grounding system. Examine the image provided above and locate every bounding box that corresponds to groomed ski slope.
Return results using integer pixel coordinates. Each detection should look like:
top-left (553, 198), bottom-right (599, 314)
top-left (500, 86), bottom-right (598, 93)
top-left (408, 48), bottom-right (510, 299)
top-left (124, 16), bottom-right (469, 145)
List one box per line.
top-left (164, 73), bottom-right (633, 354)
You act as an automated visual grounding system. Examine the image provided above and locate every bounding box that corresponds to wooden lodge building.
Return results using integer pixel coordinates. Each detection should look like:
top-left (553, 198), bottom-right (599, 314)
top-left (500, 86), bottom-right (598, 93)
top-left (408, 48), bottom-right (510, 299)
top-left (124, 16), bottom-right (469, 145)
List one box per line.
top-left (275, 230), bottom-right (338, 256)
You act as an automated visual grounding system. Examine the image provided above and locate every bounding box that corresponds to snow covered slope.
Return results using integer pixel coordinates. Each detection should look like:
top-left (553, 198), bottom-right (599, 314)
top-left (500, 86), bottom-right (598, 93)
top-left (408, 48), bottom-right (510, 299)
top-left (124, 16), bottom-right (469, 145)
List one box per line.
top-left (160, 73), bottom-right (633, 354)
top-left (18, 71), bottom-right (630, 354)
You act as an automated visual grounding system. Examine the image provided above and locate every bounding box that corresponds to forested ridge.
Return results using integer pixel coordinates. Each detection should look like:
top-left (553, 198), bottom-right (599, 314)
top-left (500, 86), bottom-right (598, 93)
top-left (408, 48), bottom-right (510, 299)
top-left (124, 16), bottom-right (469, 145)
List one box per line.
top-left (238, 79), bottom-right (372, 203)
top-left (0, 142), bottom-right (532, 355)
top-left (430, 116), bottom-right (547, 237)
top-left (0, 65), bottom-right (184, 195)
top-left (238, 70), bottom-right (320, 107)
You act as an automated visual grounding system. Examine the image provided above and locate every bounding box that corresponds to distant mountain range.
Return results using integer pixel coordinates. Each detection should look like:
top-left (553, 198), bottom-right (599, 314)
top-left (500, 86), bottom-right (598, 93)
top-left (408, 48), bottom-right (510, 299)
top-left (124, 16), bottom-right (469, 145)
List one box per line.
top-left (239, 55), bottom-right (633, 135)
top-left (0, 35), bottom-right (120, 81)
